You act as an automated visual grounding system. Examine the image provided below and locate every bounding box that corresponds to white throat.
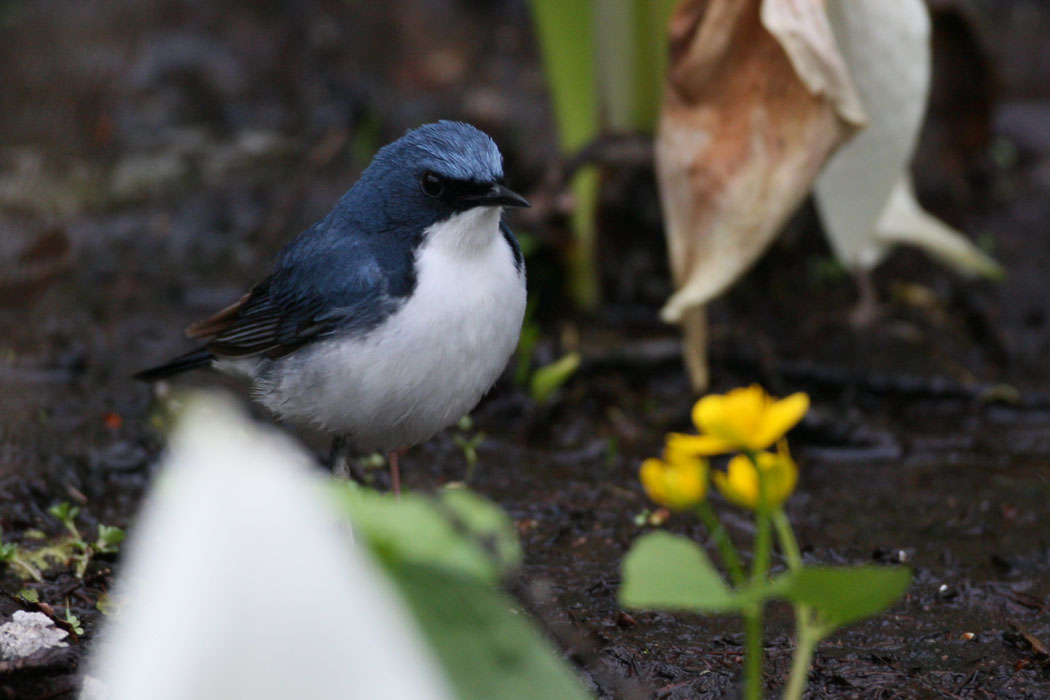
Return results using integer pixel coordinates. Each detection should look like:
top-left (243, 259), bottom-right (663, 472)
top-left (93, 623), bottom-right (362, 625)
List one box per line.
top-left (425, 206), bottom-right (503, 256)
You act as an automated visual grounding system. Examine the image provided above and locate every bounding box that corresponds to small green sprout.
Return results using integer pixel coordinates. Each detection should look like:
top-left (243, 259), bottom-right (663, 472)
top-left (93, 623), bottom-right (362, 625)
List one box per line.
top-left (529, 352), bottom-right (581, 404)
top-left (48, 502), bottom-right (82, 540)
top-left (0, 534), bottom-right (44, 582)
top-left (452, 415), bottom-right (486, 482)
top-left (39, 502), bottom-right (125, 579)
top-left (95, 524), bottom-right (125, 555)
top-left (63, 604), bottom-right (84, 636)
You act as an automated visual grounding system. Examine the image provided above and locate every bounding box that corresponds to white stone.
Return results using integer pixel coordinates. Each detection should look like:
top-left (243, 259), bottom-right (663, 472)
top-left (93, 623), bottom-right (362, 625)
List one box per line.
top-left (0, 611), bottom-right (68, 659)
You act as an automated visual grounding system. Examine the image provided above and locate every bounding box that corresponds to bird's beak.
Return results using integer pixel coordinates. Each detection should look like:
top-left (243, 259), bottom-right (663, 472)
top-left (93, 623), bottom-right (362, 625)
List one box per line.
top-left (466, 183), bottom-right (530, 209)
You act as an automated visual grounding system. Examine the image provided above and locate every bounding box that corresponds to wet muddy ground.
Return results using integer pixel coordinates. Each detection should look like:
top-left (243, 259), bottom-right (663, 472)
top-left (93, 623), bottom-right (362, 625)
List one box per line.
top-left (1, 1), bottom-right (1049, 698)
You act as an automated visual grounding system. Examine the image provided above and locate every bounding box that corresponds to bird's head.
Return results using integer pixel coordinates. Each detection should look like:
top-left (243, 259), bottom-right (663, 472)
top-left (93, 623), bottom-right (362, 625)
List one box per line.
top-left (352, 121), bottom-right (528, 234)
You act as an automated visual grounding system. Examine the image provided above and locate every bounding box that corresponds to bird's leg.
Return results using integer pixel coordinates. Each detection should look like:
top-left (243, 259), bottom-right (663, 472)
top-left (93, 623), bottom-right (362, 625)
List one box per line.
top-left (330, 435), bottom-right (365, 484)
top-left (387, 448), bottom-right (408, 497)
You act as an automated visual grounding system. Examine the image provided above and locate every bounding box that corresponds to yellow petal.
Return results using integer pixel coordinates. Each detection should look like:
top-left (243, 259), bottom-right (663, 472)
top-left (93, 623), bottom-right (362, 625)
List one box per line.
top-left (667, 432), bottom-right (734, 457)
top-left (693, 392), bottom-right (744, 446)
top-left (753, 392), bottom-right (810, 448)
top-left (763, 444), bottom-right (799, 507)
top-left (714, 454), bottom-right (760, 509)
top-left (714, 450), bottom-right (798, 510)
top-left (639, 458), bottom-right (669, 506)
top-left (639, 455), bottom-right (708, 511)
top-left (691, 393), bottom-right (726, 435)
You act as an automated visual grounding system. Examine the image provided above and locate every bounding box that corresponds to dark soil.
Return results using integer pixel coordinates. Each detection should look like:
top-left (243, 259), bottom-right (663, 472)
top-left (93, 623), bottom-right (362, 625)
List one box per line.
top-left (1, 1), bottom-right (1049, 698)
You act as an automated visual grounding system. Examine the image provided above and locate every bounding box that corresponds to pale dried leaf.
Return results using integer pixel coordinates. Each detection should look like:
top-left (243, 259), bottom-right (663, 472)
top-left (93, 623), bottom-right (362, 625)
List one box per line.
top-left (874, 177), bottom-right (1003, 279)
top-left (760, 0), bottom-right (866, 126)
top-left (814, 0), bottom-right (931, 269)
top-left (657, 0), bottom-right (861, 323)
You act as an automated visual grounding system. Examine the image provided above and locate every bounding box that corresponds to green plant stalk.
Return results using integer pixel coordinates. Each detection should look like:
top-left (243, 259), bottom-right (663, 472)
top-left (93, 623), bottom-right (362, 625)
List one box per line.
top-left (695, 501), bottom-right (745, 586)
top-left (529, 0), bottom-right (601, 308)
top-left (772, 508), bottom-right (801, 570)
top-left (782, 616), bottom-right (821, 700)
top-left (773, 506), bottom-right (822, 700)
top-left (568, 169), bottom-right (600, 308)
top-left (743, 608), bottom-right (764, 700)
top-left (74, 548), bottom-right (91, 579)
top-left (528, 0), bottom-right (598, 150)
top-left (743, 450), bottom-right (772, 700)
top-left (631, 0), bottom-right (677, 130)
top-left (594, 0), bottom-right (635, 131)
top-left (748, 451), bottom-right (772, 580)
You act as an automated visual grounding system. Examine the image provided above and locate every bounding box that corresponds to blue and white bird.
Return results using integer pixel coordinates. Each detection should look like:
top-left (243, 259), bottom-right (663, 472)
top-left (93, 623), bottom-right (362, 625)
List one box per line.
top-left (137, 121), bottom-right (529, 492)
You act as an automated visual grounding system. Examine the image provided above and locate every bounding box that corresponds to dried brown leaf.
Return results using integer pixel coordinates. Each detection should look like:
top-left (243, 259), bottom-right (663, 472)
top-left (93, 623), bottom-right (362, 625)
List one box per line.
top-left (657, 0), bottom-right (863, 324)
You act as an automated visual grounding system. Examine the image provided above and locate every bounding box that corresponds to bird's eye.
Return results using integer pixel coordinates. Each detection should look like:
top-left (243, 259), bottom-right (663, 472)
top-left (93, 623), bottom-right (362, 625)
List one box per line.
top-left (420, 172), bottom-right (444, 197)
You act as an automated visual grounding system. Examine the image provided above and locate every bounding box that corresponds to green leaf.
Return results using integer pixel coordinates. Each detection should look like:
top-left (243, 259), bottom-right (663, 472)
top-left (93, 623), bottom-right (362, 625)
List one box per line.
top-left (779, 565), bottom-right (911, 630)
top-left (620, 532), bottom-right (739, 612)
top-left (331, 485), bottom-right (521, 584)
top-left (392, 562), bottom-right (592, 700)
top-left (528, 0), bottom-right (598, 152)
top-left (96, 524), bottom-right (125, 553)
top-left (439, 488), bottom-right (521, 571)
top-left (527, 0), bottom-right (602, 308)
top-left (529, 352), bottom-right (581, 404)
top-left (594, 0), bottom-right (677, 132)
top-left (48, 502), bottom-right (79, 523)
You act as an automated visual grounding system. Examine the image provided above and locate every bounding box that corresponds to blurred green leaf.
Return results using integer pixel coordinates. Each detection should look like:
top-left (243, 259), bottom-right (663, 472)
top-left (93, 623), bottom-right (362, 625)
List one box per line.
top-left (529, 0), bottom-right (599, 152)
top-left (332, 485), bottom-right (521, 584)
top-left (595, 0), bottom-right (676, 131)
top-left (620, 532), bottom-right (739, 612)
top-left (48, 502), bottom-right (79, 525)
top-left (778, 565), bottom-right (911, 630)
top-left (17, 588), bottom-right (39, 604)
top-left (336, 482), bottom-right (589, 699)
top-left (529, 0), bottom-right (601, 308)
top-left (568, 171), bottom-right (600, 308)
top-left (529, 352), bottom-right (580, 404)
top-left (392, 562), bottom-right (592, 700)
top-left (96, 524), bottom-right (125, 554)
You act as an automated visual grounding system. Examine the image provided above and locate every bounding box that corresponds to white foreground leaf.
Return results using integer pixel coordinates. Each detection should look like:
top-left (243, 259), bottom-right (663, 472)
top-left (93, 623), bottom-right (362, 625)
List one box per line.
top-left (85, 393), bottom-right (452, 700)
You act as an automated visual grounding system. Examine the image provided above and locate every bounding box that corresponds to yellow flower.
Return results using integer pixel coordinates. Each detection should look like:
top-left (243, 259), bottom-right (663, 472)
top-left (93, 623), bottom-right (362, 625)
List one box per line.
top-left (669, 385), bottom-right (809, 456)
top-left (712, 443), bottom-right (798, 510)
top-left (639, 446), bottom-right (708, 511)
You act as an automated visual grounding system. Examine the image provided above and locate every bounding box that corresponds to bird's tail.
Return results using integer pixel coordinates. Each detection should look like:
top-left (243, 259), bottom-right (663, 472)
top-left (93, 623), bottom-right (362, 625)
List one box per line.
top-left (134, 348), bottom-right (214, 382)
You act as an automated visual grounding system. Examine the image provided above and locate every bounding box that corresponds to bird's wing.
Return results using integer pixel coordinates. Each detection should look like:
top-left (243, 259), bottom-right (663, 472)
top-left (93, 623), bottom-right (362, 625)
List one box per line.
top-left (184, 246), bottom-right (397, 360)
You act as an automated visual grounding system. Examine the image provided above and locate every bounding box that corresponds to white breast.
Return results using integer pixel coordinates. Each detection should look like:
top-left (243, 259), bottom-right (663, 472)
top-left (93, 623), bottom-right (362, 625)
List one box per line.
top-left (248, 207), bottom-right (526, 453)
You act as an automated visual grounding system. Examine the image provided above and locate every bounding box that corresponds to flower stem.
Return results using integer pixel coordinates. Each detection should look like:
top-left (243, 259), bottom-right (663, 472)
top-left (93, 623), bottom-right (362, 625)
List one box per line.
top-left (752, 507), bottom-right (771, 579)
top-left (696, 502), bottom-right (746, 586)
top-left (743, 450), bottom-right (772, 700)
top-left (772, 506), bottom-right (822, 700)
top-left (782, 613), bottom-right (821, 700)
top-left (743, 608), bottom-right (763, 700)
top-left (772, 507), bottom-right (801, 570)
